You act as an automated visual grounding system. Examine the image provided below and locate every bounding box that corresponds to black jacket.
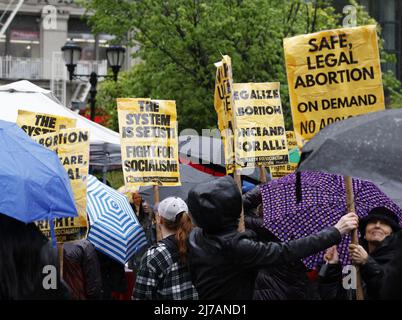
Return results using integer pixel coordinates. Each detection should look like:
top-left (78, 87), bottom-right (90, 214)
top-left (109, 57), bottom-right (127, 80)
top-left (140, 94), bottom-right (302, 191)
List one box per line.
top-left (381, 230), bottom-right (402, 299)
top-left (244, 215), bottom-right (269, 241)
top-left (318, 232), bottom-right (400, 300)
top-left (187, 226), bottom-right (341, 300)
top-left (128, 201), bottom-right (156, 271)
top-left (97, 250), bottom-right (128, 299)
top-left (361, 235), bottom-right (398, 299)
top-left (63, 239), bottom-right (102, 300)
top-left (244, 216), bottom-right (318, 300)
top-left (253, 262), bottom-right (317, 300)
top-left (21, 241), bottom-right (71, 300)
top-left (243, 186), bottom-right (262, 214)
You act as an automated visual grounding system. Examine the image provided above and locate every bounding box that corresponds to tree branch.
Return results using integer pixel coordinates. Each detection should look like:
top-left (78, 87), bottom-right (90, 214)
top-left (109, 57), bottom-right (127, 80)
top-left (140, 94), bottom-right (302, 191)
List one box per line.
top-left (284, 3), bottom-right (300, 37)
top-left (305, 3), bottom-right (310, 34)
top-left (311, 0), bottom-right (318, 33)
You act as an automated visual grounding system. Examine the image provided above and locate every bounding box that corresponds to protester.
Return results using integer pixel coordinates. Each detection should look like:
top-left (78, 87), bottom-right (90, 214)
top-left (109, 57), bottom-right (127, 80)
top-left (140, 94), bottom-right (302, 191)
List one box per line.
top-left (128, 191), bottom-right (156, 271)
top-left (186, 176), bottom-right (358, 300)
top-left (0, 213), bottom-right (69, 300)
top-left (63, 239), bottom-right (102, 300)
top-left (97, 250), bottom-right (128, 300)
top-left (318, 207), bottom-right (401, 300)
top-left (131, 191), bottom-right (153, 235)
top-left (133, 197), bottom-right (198, 300)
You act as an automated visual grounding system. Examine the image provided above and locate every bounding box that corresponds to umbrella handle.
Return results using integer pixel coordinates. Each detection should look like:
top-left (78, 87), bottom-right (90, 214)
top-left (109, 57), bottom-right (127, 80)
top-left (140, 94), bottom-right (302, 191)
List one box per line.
top-left (49, 218), bottom-right (57, 248)
top-left (345, 175), bottom-right (364, 300)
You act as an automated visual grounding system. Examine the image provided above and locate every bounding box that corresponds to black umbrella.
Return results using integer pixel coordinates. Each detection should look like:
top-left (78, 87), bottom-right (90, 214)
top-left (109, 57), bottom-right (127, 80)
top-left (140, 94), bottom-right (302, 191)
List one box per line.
top-left (298, 108), bottom-right (402, 209)
top-left (139, 163), bottom-right (217, 207)
top-left (179, 134), bottom-right (270, 183)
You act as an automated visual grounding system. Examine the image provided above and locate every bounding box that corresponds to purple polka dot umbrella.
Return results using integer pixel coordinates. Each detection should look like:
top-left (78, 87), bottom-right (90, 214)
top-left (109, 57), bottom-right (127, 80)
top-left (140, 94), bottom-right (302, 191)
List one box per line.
top-left (261, 171), bottom-right (402, 270)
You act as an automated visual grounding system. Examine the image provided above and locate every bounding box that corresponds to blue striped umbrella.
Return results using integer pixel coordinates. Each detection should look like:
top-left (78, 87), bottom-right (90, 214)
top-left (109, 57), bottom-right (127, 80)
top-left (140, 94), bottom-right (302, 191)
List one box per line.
top-left (86, 175), bottom-right (148, 264)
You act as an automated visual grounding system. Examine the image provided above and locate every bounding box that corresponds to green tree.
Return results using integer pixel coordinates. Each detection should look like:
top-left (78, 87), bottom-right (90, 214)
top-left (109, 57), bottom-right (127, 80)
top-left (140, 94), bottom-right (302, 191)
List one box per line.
top-left (82, 0), bottom-right (401, 132)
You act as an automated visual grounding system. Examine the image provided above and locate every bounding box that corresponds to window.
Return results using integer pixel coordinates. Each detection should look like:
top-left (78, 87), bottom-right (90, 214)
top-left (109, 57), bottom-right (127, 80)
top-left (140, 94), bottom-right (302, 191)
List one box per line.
top-left (2, 14), bottom-right (40, 58)
top-left (68, 17), bottom-right (95, 61)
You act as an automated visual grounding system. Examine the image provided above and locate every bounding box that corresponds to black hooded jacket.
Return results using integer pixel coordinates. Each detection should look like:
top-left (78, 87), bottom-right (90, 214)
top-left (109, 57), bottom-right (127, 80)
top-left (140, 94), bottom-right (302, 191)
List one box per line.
top-left (187, 176), bottom-right (342, 300)
top-left (381, 230), bottom-right (402, 299)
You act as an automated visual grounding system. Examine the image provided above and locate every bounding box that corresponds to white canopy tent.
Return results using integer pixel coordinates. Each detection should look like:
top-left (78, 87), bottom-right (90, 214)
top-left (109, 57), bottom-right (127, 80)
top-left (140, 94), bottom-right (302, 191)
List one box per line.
top-left (0, 80), bottom-right (122, 170)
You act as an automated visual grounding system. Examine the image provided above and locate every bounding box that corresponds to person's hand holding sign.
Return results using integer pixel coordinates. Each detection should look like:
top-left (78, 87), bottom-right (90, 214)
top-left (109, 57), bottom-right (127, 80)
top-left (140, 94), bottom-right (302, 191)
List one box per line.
top-left (349, 244), bottom-right (369, 265)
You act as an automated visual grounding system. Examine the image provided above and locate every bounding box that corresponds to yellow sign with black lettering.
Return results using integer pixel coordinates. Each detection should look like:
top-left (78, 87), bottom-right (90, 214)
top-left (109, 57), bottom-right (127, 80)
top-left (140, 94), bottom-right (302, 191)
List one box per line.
top-left (233, 82), bottom-right (288, 168)
top-left (34, 128), bottom-right (89, 243)
top-left (17, 109), bottom-right (76, 136)
top-left (269, 131), bottom-right (299, 179)
top-left (117, 98), bottom-right (180, 187)
top-left (214, 55), bottom-right (236, 174)
top-left (284, 25), bottom-right (385, 148)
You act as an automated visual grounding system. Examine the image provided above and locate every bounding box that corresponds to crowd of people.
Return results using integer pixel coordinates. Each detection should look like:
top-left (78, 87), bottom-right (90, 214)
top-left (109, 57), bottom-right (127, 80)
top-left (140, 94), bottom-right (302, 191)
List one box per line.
top-left (1, 176), bottom-right (401, 300)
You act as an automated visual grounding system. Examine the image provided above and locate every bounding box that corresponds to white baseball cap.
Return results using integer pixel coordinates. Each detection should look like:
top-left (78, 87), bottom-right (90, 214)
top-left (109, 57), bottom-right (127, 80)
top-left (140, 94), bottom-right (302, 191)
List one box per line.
top-left (158, 197), bottom-right (188, 221)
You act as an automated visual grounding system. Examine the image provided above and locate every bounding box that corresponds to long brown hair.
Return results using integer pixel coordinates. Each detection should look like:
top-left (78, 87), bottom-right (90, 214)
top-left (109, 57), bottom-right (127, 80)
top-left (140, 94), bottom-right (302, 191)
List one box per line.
top-left (163, 212), bottom-right (193, 264)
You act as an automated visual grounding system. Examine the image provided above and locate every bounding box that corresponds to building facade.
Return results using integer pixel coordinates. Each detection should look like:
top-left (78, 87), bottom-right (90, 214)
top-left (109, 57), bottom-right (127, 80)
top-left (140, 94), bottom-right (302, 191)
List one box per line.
top-left (0, 0), bottom-right (134, 108)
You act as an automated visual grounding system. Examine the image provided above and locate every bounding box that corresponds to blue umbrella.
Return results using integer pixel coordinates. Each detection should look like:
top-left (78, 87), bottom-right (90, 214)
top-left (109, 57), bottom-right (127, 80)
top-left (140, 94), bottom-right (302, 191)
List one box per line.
top-left (0, 120), bottom-right (77, 224)
top-left (242, 180), bottom-right (255, 194)
top-left (86, 175), bottom-right (148, 264)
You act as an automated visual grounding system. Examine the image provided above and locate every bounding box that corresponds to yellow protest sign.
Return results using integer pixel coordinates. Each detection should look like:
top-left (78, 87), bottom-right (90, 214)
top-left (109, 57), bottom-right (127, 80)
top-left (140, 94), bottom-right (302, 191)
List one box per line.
top-left (214, 55), bottom-right (236, 174)
top-left (117, 98), bottom-right (180, 187)
top-left (285, 131), bottom-right (297, 150)
top-left (233, 82), bottom-right (288, 168)
top-left (17, 109), bottom-right (76, 136)
top-left (34, 128), bottom-right (90, 243)
top-left (269, 131), bottom-right (299, 179)
top-left (284, 25), bottom-right (385, 148)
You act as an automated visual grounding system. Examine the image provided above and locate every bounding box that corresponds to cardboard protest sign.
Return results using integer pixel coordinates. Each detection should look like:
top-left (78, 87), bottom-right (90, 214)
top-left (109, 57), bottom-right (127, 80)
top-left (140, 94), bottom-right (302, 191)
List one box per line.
top-left (117, 98), bottom-right (180, 187)
top-left (34, 128), bottom-right (90, 243)
top-left (214, 55), bottom-right (237, 174)
top-left (17, 110), bottom-right (76, 136)
top-left (284, 25), bottom-right (385, 148)
top-left (233, 82), bottom-right (288, 168)
top-left (269, 131), bottom-right (299, 179)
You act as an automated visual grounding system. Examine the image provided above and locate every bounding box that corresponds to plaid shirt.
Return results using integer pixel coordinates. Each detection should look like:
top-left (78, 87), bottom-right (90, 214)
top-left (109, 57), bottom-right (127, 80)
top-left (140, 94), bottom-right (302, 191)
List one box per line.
top-left (132, 236), bottom-right (198, 300)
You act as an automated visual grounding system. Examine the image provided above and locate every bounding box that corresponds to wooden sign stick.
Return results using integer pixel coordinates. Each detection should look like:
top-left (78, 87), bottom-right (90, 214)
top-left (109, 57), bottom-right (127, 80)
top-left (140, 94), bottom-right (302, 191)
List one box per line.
top-left (344, 175), bottom-right (364, 300)
top-left (234, 169), bottom-right (245, 232)
top-left (259, 165), bottom-right (268, 183)
top-left (153, 185), bottom-right (162, 241)
top-left (57, 243), bottom-right (64, 280)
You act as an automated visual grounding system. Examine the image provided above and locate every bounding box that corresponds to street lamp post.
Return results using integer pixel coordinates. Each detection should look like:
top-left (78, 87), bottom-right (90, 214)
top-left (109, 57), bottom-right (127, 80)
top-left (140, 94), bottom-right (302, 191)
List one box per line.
top-left (61, 41), bottom-right (126, 121)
